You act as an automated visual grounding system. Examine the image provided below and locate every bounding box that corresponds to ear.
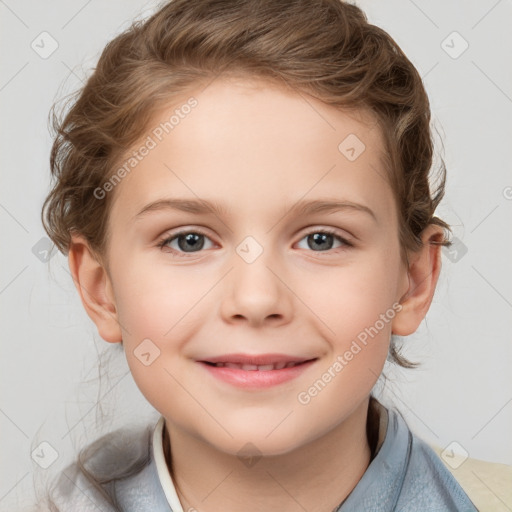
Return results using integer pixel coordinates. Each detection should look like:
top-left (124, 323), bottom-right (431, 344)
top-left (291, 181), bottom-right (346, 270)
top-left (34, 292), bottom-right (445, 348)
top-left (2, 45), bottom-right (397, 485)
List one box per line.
top-left (68, 233), bottom-right (122, 344)
top-left (392, 224), bottom-right (445, 336)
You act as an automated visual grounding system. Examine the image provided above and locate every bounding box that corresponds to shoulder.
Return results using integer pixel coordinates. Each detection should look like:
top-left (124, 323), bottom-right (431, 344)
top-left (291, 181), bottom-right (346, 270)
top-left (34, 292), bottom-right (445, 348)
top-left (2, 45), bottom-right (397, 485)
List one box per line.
top-left (370, 404), bottom-right (480, 511)
top-left (394, 429), bottom-right (479, 511)
top-left (336, 402), bottom-right (479, 511)
top-left (47, 461), bottom-right (118, 512)
top-left (428, 443), bottom-right (512, 512)
top-left (47, 423), bottom-right (154, 511)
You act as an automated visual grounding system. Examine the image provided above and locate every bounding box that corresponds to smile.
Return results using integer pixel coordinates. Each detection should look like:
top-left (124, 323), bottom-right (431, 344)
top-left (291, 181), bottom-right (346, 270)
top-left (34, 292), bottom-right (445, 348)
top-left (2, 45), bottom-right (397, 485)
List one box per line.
top-left (197, 356), bottom-right (318, 388)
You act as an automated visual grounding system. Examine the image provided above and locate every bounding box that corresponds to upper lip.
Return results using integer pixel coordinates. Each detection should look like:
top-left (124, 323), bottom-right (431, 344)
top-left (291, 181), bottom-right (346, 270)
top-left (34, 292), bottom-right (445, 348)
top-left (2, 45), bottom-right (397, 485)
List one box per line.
top-left (197, 353), bottom-right (316, 365)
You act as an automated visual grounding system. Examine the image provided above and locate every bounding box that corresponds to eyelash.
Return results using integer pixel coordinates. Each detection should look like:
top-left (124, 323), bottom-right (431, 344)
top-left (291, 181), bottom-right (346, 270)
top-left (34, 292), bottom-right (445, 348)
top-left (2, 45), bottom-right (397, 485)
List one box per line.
top-left (156, 228), bottom-right (354, 258)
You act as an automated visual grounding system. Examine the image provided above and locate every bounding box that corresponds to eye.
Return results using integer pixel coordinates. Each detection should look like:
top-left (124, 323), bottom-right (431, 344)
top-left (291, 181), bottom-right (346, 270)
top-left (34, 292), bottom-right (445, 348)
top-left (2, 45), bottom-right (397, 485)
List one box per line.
top-left (296, 229), bottom-right (353, 253)
top-left (157, 227), bottom-right (353, 258)
top-left (157, 230), bottom-right (215, 256)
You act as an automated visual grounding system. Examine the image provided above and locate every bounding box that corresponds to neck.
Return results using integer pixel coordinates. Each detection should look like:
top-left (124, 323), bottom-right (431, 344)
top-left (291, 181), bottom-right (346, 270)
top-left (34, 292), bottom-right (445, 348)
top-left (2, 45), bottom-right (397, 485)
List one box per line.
top-left (164, 397), bottom-right (374, 512)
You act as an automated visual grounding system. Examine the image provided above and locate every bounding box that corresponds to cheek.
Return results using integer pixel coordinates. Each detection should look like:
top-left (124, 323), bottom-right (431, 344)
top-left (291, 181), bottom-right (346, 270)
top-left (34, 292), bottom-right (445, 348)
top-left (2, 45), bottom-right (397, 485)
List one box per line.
top-left (112, 259), bottom-right (208, 339)
top-left (114, 273), bottom-right (201, 418)
top-left (306, 253), bottom-right (400, 335)
top-left (297, 251), bottom-right (401, 397)
top-left (111, 262), bottom-right (211, 397)
top-left (293, 261), bottom-right (398, 429)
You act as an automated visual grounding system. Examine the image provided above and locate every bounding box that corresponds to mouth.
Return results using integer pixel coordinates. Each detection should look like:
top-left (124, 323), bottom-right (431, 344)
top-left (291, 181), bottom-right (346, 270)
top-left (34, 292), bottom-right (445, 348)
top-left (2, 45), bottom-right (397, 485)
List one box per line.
top-left (201, 360), bottom-right (315, 371)
top-left (196, 354), bottom-right (319, 388)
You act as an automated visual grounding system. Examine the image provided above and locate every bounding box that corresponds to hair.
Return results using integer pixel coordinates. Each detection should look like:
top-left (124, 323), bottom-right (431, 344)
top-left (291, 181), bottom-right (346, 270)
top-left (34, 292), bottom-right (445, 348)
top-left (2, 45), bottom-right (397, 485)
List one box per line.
top-left (37, 0), bottom-right (452, 509)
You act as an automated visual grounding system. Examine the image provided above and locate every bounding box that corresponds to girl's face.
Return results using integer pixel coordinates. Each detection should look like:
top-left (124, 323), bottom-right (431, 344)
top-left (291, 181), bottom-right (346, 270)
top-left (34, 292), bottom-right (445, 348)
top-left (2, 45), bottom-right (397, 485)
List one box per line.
top-left (103, 76), bottom-right (410, 456)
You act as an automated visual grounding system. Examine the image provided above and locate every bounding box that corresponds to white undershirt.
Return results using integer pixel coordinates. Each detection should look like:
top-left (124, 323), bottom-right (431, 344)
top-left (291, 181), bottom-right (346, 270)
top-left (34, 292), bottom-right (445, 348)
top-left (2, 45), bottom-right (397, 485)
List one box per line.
top-left (152, 416), bottom-right (185, 512)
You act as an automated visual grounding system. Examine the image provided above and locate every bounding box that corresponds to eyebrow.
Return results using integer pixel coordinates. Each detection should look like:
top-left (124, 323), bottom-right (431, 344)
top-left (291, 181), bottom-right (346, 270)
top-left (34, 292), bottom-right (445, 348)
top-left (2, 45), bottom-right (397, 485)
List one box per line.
top-left (134, 197), bottom-right (377, 222)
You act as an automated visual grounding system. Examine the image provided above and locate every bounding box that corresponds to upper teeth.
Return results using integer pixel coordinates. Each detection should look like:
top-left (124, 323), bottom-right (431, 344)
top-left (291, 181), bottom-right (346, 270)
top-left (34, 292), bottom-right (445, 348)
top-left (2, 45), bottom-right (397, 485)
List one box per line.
top-left (213, 361), bottom-right (300, 370)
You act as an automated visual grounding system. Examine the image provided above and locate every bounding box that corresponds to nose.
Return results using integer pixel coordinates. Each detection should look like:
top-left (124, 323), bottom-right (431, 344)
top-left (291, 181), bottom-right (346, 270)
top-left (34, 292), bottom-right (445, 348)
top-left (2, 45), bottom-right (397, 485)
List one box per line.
top-left (219, 243), bottom-right (294, 328)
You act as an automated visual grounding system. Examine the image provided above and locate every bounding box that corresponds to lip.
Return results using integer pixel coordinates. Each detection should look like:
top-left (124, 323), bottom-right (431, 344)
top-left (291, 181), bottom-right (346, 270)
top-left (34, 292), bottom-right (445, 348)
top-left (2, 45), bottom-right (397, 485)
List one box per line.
top-left (197, 354), bottom-right (318, 389)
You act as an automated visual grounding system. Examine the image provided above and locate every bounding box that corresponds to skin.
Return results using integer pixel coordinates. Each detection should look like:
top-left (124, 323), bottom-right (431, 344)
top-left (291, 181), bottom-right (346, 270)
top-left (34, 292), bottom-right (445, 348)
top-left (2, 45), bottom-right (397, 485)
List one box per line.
top-left (68, 75), bottom-right (444, 511)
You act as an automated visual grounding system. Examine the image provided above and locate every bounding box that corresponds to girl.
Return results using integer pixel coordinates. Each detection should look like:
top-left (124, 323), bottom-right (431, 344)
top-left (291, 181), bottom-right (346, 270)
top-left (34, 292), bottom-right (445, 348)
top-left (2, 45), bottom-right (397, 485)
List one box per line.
top-left (39, 0), bottom-right (479, 510)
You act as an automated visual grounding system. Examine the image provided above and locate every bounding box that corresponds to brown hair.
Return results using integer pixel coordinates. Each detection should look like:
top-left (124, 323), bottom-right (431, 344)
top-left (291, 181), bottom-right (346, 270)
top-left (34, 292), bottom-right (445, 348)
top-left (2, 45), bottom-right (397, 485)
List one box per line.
top-left (37, 1), bottom-right (453, 508)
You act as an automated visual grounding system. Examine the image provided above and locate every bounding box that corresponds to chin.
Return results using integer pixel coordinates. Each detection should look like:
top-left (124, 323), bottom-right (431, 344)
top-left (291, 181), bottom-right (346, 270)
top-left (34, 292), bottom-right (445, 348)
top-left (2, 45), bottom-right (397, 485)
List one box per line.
top-left (206, 425), bottom-right (308, 459)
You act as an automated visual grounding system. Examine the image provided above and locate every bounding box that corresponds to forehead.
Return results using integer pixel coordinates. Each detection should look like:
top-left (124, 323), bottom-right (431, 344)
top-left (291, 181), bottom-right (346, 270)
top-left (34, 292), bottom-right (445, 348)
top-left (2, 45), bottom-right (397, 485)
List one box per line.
top-left (109, 76), bottom-right (395, 226)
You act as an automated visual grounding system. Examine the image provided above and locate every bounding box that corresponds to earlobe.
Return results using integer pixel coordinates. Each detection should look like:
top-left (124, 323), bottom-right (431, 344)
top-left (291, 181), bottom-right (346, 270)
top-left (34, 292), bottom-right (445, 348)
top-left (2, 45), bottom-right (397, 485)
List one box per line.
top-left (392, 224), bottom-right (445, 336)
top-left (68, 234), bottom-right (122, 344)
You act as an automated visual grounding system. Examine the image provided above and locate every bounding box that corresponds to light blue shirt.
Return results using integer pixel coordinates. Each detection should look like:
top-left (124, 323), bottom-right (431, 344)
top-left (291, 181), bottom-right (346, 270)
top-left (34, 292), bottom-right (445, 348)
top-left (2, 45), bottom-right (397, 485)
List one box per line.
top-left (50, 402), bottom-right (478, 511)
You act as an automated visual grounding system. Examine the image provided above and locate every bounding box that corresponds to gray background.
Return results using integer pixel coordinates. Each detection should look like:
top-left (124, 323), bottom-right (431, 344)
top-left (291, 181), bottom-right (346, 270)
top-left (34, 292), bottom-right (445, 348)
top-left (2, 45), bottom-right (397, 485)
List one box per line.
top-left (1, 0), bottom-right (511, 510)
